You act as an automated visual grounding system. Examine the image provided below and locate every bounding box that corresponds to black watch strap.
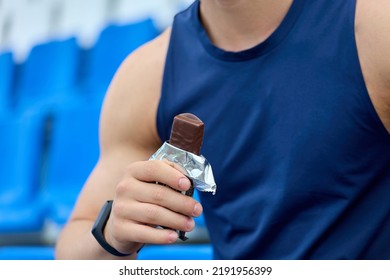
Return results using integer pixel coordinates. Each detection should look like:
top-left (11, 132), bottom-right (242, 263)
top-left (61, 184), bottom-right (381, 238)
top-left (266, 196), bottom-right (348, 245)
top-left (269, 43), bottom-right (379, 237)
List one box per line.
top-left (91, 200), bottom-right (131, 257)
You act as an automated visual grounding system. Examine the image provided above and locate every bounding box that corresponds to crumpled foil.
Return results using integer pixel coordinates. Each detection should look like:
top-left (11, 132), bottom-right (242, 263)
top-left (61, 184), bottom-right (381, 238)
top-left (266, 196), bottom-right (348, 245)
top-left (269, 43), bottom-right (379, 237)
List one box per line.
top-left (149, 142), bottom-right (217, 195)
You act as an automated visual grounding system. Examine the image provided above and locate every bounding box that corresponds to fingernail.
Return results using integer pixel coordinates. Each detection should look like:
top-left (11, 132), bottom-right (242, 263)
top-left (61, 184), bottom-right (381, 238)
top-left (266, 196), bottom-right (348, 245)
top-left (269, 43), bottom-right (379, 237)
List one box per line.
top-left (179, 177), bottom-right (191, 190)
top-left (192, 203), bottom-right (202, 217)
top-left (186, 218), bottom-right (195, 231)
top-left (168, 232), bottom-right (178, 243)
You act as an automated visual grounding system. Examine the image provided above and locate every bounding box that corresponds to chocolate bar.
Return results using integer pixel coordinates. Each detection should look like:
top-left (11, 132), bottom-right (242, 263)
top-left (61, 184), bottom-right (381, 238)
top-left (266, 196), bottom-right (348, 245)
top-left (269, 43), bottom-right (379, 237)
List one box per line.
top-left (169, 113), bottom-right (204, 156)
top-left (168, 113), bottom-right (204, 240)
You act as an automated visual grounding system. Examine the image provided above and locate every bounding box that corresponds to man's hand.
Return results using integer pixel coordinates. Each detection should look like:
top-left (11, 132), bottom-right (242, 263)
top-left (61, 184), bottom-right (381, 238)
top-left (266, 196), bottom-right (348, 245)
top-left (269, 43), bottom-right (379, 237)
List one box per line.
top-left (104, 159), bottom-right (203, 255)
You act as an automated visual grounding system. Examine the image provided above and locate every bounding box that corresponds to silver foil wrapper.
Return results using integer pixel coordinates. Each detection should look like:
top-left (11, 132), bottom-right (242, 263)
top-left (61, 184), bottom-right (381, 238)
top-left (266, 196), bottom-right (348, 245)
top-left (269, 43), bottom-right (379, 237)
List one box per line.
top-left (149, 142), bottom-right (216, 195)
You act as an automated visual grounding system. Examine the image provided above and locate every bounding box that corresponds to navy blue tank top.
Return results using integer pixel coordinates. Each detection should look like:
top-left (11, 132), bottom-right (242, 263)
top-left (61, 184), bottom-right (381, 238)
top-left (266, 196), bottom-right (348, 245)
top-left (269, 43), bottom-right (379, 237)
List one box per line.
top-left (157, 0), bottom-right (390, 259)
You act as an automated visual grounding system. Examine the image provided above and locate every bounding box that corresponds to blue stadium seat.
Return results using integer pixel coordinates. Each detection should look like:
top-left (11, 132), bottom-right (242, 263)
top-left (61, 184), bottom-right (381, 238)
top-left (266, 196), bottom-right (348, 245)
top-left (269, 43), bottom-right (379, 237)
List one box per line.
top-left (81, 18), bottom-right (159, 104)
top-left (0, 244), bottom-right (212, 260)
top-left (0, 246), bottom-right (55, 260)
top-left (138, 244), bottom-right (213, 260)
top-left (0, 51), bottom-right (15, 114)
top-left (0, 112), bottom-right (46, 235)
top-left (42, 103), bottom-right (100, 229)
top-left (15, 37), bottom-right (82, 115)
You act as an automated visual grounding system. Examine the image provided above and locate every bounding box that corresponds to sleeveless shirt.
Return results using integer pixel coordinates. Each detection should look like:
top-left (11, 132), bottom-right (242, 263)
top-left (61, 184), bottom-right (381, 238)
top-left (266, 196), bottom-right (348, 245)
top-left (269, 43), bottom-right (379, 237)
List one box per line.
top-left (157, 0), bottom-right (390, 259)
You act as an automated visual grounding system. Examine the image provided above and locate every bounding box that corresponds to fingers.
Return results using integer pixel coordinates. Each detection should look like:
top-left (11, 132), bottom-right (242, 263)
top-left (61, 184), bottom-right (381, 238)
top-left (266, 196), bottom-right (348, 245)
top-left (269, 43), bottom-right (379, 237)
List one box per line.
top-left (121, 159), bottom-right (203, 218)
top-left (106, 211), bottom-right (181, 254)
top-left (127, 160), bottom-right (192, 192)
top-left (114, 181), bottom-right (202, 230)
top-left (114, 200), bottom-right (195, 233)
top-left (113, 221), bottom-right (180, 245)
top-left (106, 159), bottom-right (204, 250)
top-left (109, 200), bottom-right (198, 248)
top-left (134, 182), bottom-right (203, 217)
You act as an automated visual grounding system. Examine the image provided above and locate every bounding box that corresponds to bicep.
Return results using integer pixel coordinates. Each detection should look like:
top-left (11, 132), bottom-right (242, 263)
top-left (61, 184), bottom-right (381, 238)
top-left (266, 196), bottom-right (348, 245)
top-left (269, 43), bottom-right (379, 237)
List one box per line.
top-left (68, 38), bottom-right (166, 221)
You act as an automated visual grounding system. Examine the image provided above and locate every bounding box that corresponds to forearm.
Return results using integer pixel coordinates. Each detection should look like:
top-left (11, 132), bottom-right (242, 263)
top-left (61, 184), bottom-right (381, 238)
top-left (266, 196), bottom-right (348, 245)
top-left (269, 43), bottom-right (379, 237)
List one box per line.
top-left (55, 219), bottom-right (137, 260)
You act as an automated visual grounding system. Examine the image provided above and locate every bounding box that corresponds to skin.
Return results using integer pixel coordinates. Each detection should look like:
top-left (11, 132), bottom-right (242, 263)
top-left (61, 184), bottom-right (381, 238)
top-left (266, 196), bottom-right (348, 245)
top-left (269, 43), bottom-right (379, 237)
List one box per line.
top-left (355, 0), bottom-right (390, 132)
top-left (55, 0), bottom-right (390, 259)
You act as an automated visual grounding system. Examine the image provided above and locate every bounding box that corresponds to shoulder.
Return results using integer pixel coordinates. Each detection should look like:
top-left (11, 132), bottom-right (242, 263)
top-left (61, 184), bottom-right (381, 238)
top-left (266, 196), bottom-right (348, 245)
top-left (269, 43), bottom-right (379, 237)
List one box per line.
top-left (355, 0), bottom-right (390, 132)
top-left (99, 28), bottom-right (172, 155)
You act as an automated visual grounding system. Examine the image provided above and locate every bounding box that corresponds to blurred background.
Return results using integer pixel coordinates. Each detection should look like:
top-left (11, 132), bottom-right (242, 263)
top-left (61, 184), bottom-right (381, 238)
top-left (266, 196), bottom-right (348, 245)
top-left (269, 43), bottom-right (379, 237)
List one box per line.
top-left (0, 0), bottom-right (213, 260)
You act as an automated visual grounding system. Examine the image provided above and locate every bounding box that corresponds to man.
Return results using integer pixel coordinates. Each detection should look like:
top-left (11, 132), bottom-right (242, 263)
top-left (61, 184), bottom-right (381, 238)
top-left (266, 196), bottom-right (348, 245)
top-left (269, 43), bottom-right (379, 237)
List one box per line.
top-left (55, 0), bottom-right (390, 259)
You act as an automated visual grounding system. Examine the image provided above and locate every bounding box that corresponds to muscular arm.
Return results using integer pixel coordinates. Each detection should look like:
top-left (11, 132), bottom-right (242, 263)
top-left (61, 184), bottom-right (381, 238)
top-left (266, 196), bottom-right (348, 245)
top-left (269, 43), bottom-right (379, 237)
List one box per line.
top-left (55, 29), bottom-right (202, 259)
top-left (356, 0), bottom-right (390, 133)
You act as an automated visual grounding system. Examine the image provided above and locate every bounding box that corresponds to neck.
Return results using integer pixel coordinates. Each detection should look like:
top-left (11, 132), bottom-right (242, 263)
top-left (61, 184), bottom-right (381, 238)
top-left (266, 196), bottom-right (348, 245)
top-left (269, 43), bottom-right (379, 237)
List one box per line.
top-left (199, 0), bottom-right (294, 52)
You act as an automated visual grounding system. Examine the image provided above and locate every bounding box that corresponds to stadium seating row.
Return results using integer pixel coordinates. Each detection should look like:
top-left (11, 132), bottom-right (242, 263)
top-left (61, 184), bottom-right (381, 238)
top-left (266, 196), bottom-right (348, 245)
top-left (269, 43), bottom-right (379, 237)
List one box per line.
top-left (0, 15), bottom-right (211, 260)
top-left (0, 18), bottom-right (160, 116)
top-left (0, 17), bottom-right (159, 234)
top-left (0, 244), bottom-right (214, 260)
top-left (0, 102), bottom-right (210, 258)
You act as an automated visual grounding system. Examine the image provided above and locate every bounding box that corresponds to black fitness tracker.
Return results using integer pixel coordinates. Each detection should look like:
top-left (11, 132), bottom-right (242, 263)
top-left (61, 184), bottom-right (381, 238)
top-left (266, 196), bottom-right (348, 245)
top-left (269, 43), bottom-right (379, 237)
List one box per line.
top-left (91, 200), bottom-right (131, 257)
